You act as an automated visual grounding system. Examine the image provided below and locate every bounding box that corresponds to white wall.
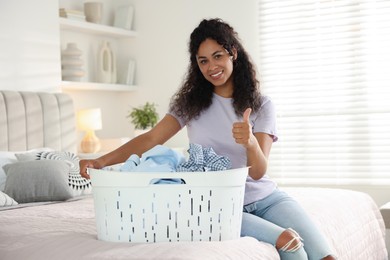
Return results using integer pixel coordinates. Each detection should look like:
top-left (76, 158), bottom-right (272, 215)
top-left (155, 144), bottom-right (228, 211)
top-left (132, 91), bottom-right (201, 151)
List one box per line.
top-left (0, 0), bottom-right (61, 92)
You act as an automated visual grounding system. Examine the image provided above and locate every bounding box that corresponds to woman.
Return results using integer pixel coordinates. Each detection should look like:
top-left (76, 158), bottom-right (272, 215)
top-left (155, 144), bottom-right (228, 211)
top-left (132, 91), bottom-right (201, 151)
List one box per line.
top-left (80, 18), bottom-right (335, 260)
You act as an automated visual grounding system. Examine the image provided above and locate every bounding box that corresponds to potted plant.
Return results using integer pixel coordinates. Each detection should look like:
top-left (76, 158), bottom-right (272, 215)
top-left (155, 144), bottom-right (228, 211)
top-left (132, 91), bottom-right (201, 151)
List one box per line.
top-left (127, 102), bottom-right (159, 136)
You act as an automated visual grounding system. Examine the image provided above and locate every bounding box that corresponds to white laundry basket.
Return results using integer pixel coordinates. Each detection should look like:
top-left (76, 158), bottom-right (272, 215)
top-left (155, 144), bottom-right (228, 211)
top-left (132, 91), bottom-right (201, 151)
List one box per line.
top-left (89, 167), bottom-right (248, 243)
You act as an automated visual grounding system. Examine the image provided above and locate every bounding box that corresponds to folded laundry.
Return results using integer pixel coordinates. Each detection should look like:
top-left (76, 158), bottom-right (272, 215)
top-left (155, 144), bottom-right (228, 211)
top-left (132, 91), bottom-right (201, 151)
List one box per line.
top-left (118, 154), bottom-right (140, 172)
top-left (119, 145), bottom-right (186, 173)
top-left (176, 143), bottom-right (231, 172)
top-left (111, 143), bottom-right (231, 184)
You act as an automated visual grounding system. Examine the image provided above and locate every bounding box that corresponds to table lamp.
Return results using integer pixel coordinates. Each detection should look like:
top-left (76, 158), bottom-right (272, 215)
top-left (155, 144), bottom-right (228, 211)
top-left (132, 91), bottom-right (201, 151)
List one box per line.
top-left (77, 108), bottom-right (102, 153)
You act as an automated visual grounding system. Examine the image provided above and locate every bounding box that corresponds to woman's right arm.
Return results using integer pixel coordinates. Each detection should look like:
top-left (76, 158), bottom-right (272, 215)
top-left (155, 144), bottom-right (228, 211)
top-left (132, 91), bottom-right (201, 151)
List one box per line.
top-left (79, 114), bottom-right (181, 179)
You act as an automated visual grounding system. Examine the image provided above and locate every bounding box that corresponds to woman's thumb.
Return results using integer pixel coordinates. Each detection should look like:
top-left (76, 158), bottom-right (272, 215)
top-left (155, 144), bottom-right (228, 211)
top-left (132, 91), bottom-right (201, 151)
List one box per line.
top-left (243, 108), bottom-right (252, 122)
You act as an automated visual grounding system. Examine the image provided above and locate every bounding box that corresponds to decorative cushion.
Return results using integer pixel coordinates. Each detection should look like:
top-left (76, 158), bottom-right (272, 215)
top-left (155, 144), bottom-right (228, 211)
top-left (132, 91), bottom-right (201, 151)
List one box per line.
top-left (1, 148), bottom-right (53, 192)
top-left (3, 160), bottom-right (74, 203)
top-left (16, 150), bottom-right (92, 197)
top-left (37, 151), bottom-right (92, 196)
top-left (0, 190), bottom-right (18, 207)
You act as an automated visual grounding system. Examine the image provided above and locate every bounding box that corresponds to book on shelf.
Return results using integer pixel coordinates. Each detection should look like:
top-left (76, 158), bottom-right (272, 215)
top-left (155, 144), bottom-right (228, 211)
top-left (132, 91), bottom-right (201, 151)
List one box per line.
top-left (59, 8), bottom-right (86, 21)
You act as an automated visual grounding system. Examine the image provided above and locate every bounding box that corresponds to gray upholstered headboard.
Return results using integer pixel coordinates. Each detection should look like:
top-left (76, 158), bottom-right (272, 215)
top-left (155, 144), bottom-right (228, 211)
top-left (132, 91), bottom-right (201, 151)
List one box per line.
top-left (0, 91), bottom-right (77, 153)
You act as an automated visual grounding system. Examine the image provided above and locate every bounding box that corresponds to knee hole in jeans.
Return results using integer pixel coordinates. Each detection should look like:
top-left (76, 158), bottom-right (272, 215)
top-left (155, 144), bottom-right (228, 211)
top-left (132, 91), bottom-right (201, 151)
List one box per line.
top-left (276, 228), bottom-right (304, 253)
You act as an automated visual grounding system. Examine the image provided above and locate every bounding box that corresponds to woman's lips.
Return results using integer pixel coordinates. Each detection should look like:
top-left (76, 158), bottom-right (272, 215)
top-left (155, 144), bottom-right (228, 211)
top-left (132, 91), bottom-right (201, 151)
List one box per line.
top-left (210, 71), bottom-right (223, 79)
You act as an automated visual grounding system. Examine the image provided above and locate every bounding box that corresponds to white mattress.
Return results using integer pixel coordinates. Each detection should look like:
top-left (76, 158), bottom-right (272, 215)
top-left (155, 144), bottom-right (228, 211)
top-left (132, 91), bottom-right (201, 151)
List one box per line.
top-left (0, 187), bottom-right (387, 260)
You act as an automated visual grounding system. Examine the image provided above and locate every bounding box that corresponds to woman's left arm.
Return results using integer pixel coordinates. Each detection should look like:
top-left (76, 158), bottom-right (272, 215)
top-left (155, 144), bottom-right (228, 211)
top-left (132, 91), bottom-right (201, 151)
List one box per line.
top-left (232, 108), bottom-right (274, 180)
top-left (246, 132), bottom-right (274, 180)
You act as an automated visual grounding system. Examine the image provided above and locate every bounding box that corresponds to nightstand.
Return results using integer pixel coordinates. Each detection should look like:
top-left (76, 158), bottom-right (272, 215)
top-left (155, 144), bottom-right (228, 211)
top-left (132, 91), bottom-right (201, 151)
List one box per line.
top-left (77, 137), bottom-right (131, 160)
top-left (380, 202), bottom-right (390, 229)
top-left (78, 152), bottom-right (106, 160)
top-left (380, 202), bottom-right (390, 260)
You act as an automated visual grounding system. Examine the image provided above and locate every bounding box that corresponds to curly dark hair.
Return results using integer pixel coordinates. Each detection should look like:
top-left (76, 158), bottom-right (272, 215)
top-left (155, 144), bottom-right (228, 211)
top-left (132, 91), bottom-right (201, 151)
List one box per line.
top-left (169, 18), bottom-right (261, 123)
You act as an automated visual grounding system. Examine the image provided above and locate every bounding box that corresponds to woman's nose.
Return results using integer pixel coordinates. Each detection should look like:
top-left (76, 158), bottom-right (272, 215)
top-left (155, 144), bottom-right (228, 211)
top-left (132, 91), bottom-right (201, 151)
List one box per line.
top-left (208, 60), bottom-right (218, 70)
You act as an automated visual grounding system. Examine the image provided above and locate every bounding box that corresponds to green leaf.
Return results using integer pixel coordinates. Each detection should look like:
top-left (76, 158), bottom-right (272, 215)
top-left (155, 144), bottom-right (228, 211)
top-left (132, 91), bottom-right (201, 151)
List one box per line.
top-left (127, 102), bottom-right (159, 130)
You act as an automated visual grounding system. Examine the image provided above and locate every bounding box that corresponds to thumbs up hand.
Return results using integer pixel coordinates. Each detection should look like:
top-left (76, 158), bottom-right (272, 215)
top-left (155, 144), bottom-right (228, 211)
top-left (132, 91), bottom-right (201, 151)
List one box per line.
top-left (232, 108), bottom-right (255, 148)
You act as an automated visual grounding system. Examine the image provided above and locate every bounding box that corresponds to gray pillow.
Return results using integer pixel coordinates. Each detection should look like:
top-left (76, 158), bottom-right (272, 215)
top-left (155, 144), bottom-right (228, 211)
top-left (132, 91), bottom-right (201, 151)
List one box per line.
top-left (3, 160), bottom-right (73, 203)
top-left (16, 150), bottom-right (92, 197)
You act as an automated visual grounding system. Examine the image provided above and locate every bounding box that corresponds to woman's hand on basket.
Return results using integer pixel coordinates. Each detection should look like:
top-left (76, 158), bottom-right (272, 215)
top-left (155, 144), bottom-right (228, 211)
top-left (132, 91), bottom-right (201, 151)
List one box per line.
top-left (79, 159), bottom-right (103, 179)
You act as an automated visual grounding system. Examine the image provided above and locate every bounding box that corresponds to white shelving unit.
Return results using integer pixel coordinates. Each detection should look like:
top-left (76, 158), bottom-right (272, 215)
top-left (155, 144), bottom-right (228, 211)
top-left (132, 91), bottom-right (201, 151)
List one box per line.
top-left (59, 17), bottom-right (137, 92)
top-left (59, 17), bottom-right (137, 38)
top-left (60, 81), bottom-right (137, 92)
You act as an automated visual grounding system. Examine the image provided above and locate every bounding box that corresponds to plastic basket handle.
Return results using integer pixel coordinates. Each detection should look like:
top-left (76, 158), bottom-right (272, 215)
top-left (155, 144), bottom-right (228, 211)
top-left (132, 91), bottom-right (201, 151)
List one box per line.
top-left (149, 178), bottom-right (186, 185)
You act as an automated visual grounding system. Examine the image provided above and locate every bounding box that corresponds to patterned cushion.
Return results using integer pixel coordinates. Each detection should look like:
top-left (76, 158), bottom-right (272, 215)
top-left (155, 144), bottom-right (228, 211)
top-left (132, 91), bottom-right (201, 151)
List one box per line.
top-left (37, 151), bottom-right (92, 196)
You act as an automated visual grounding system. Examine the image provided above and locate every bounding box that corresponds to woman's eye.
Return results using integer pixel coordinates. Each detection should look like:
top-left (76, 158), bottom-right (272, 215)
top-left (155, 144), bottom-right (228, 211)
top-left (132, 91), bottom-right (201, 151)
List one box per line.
top-left (199, 60), bottom-right (207, 65)
top-left (214, 55), bottom-right (221, 59)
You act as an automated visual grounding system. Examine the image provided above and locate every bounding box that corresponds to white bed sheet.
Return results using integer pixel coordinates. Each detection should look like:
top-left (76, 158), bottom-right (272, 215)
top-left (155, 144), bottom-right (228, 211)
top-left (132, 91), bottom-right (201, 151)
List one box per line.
top-left (0, 195), bottom-right (278, 260)
top-left (283, 187), bottom-right (387, 260)
top-left (0, 188), bottom-right (387, 260)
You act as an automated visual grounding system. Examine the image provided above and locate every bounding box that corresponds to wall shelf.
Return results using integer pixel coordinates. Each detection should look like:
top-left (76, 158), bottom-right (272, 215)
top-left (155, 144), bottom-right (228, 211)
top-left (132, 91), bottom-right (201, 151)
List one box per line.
top-left (59, 17), bottom-right (137, 38)
top-left (61, 81), bottom-right (137, 92)
top-left (59, 15), bottom-right (137, 91)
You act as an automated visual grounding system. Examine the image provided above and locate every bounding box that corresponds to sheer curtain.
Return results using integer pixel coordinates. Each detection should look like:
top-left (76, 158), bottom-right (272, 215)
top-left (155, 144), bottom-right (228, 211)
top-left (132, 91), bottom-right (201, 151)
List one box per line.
top-left (256, 0), bottom-right (390, 185)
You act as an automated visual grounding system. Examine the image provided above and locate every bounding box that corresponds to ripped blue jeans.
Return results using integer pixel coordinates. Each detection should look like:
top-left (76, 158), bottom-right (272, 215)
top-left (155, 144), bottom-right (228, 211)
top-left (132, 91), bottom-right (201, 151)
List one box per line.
top-left (241, 188), bottom-right (334, 260)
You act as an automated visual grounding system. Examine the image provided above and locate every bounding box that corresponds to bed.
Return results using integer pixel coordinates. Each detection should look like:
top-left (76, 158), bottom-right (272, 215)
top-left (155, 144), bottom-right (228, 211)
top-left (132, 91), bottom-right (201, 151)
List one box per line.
top-left (0, 90), bottom-right (387, 260)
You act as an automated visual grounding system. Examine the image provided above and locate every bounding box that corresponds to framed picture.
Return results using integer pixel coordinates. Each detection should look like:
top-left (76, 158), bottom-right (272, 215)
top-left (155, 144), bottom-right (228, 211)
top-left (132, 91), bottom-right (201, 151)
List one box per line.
top-left (114, 5), bottom-right (134, 30)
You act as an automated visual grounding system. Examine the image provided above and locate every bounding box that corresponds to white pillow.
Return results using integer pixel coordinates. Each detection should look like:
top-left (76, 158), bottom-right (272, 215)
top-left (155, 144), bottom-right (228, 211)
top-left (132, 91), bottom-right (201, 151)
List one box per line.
top-left (0, 152), bottom-right (18, 192)
top-left (0, 190), bottom-right (18, 207)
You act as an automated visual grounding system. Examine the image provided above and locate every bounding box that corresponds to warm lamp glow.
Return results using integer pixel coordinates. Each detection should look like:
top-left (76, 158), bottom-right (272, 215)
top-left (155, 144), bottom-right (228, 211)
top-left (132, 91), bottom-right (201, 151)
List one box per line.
top-left (77, 108), bottom-right (102, 131)
top-left (77, 108), bottom-right (102, 153)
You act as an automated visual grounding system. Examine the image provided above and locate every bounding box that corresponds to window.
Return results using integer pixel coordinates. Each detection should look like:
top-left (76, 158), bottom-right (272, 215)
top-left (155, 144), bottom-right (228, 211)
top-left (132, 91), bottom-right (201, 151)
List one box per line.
top-left (257, 0), bottom-right (390, 185)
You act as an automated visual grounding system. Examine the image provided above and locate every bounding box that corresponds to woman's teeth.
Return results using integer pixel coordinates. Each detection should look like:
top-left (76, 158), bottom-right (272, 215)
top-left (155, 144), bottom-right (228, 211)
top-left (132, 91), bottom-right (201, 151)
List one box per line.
top-left (211, 71), bottom-right (222, 78)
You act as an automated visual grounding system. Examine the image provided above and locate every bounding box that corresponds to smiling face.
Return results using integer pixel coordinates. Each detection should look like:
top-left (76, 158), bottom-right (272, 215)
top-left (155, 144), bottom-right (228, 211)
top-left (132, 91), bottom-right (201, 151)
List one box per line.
top-left (196, 38), bottom-right (237, 97)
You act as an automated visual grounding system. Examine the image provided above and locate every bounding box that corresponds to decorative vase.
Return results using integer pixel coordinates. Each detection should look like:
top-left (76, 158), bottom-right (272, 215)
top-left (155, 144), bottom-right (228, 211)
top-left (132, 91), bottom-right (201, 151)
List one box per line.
top-left (97, 41), bottom-right (113, 83)
top-left (108, 42), bottom-right (117, 83)
top-left (84, 2), bottom-right (103, 24)
top-left (61, 43), bottom-right (85, 81)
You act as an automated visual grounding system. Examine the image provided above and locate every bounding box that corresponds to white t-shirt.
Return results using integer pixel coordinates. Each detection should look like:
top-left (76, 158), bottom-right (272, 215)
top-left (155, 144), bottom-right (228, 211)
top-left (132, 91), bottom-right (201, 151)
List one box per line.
top-left (169, 93), bottom-right (279, 205)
